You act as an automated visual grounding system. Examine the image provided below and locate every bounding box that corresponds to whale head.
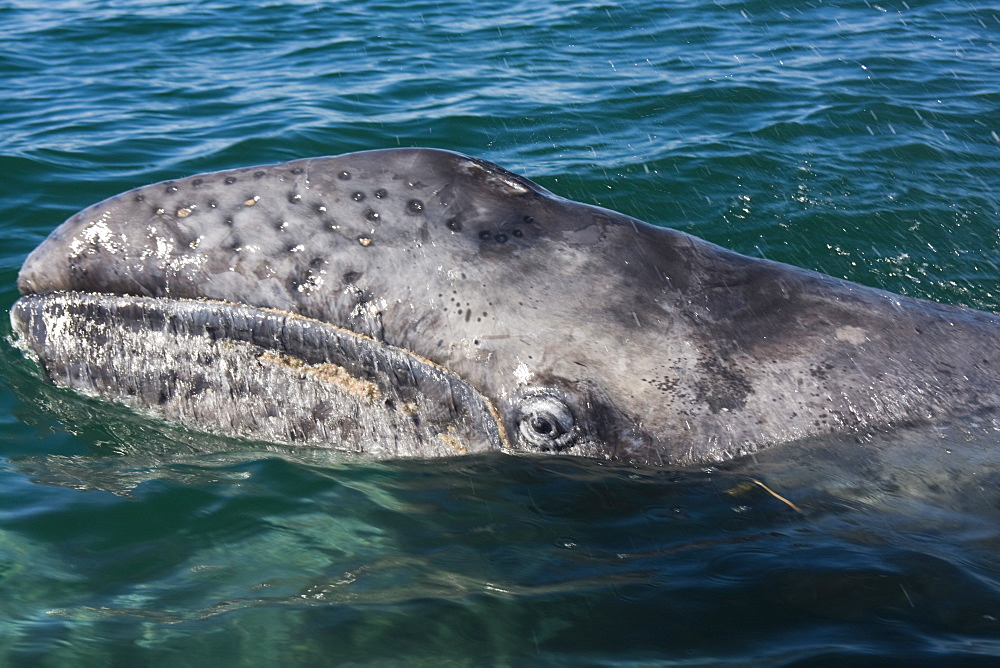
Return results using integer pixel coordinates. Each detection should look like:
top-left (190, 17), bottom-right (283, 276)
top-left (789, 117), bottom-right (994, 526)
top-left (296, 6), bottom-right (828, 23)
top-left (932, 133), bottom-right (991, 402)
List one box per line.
top-left (12, 148), bottom-right (1000, 465)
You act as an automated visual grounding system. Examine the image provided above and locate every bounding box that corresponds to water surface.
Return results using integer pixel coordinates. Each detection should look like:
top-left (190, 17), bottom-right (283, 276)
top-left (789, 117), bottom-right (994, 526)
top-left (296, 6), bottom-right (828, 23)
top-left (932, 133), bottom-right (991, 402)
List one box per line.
top-left (1, 0), bottom-right (999, 663)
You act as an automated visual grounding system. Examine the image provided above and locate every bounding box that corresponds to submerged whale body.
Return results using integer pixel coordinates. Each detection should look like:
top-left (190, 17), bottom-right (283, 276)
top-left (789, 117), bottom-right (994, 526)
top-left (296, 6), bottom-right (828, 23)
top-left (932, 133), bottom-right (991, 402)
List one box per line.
top-left (10, 148), bottom-right (1000, 466)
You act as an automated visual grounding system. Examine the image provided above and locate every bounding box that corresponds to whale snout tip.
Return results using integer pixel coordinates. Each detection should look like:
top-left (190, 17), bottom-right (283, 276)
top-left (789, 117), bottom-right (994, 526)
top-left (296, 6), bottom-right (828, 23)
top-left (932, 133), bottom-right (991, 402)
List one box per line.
top-left (17, 241), bottom-right (60, 296)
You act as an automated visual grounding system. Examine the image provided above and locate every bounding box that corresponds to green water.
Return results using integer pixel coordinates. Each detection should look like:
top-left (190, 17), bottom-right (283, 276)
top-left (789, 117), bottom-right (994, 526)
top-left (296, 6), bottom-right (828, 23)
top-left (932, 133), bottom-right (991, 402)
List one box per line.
top-left (1, 0), bottom-right (999, 663)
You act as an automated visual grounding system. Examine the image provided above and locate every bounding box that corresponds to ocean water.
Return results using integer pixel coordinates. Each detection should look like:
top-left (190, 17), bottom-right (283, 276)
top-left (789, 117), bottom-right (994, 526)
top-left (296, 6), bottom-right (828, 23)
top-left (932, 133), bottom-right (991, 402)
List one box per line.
top-left (1, 0), bottom-right (999, 664)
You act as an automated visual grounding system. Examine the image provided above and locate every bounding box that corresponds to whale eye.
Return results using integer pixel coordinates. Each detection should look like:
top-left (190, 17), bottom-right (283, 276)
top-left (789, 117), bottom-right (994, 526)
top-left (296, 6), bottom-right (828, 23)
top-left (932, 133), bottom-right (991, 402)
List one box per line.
top-left (517, 395), bottom-right (576, 450)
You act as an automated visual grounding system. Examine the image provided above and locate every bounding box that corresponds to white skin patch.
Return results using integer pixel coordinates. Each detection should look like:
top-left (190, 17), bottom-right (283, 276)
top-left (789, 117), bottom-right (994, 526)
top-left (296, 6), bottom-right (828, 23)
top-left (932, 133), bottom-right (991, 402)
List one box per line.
top-left (134, 235), bottom-right (203, 272)
top-left (835, 326), bottom-right (868, 344)
top-left (351, 297), bottom-right (388, 319)
top-left (69, 213), bottom-right (124, 256)
top-left (297, 269), bottom-right (326, 293)
top-left (154, 237), bottom-right (173, 260)
top-left (462, 159), bottom-right (529, 194)
top-left (514, 361), bottom-right (534, 385)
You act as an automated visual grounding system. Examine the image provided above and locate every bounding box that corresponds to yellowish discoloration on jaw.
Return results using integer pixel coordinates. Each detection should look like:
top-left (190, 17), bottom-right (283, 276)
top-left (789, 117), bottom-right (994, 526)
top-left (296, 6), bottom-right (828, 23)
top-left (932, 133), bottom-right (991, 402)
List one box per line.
top-left (437, 427), bottom-right (469, 455)
top-left (258, 350), bottom-right (380, 402)
top-left (252, 299), bottom-right (511, 450)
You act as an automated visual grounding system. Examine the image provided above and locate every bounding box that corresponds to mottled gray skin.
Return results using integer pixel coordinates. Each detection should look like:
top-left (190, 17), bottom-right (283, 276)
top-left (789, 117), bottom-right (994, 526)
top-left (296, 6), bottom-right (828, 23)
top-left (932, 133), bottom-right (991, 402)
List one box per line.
top-left (12, 148), bottom-right (1000, 466)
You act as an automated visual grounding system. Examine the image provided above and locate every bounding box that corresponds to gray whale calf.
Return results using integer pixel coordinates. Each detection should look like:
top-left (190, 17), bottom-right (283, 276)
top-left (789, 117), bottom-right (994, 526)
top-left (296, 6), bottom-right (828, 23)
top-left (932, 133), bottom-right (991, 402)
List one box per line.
top-left (10, 148), bottom-right (999, 466)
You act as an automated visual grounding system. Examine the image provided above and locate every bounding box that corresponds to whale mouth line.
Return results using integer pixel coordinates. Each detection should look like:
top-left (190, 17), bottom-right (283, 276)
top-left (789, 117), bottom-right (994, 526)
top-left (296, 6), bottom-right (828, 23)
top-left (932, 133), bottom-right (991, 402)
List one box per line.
top-left (9, 291), bottom-right (510, 457)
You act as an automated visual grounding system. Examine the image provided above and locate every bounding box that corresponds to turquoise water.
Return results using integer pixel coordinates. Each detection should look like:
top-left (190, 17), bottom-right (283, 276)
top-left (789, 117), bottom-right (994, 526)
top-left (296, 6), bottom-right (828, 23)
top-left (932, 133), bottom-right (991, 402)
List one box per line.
top-left (2, 0), bottom-right (999, 663)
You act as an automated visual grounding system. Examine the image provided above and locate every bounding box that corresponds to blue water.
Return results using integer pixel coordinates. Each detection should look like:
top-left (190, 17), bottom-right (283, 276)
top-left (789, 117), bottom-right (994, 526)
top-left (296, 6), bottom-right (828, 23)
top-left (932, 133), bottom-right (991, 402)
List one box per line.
top-left (1, 0), bottom-right (999, 663)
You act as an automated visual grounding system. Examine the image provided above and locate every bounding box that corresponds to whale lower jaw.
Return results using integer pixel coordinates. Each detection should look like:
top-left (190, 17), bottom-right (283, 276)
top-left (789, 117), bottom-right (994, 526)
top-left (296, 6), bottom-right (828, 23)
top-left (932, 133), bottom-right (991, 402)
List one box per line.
top-left (9, 292), bottom-right (508, 458)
